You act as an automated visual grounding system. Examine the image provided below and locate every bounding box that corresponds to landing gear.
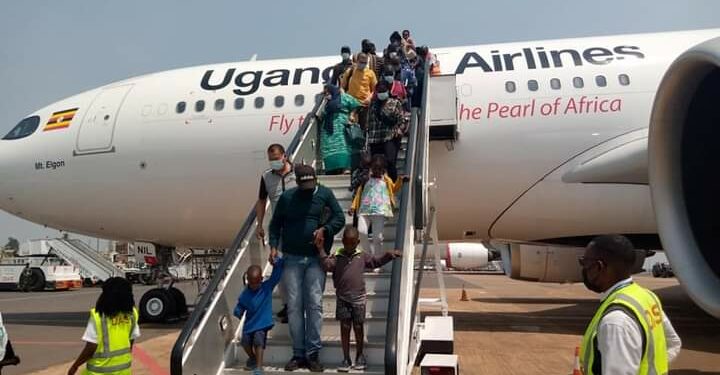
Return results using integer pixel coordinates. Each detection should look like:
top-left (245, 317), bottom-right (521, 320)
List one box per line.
top-left (138, 262), bottom-right (189, 323)
top-left (139, 288), bottom-right (176, 323)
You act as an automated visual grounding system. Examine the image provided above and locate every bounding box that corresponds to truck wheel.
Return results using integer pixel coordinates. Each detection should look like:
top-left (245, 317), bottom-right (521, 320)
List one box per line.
top-left (19, 268), bottom-right (46, 291)
top-left (652, 264), bottom-right (661, 278)
top-left (139, 288), bottom-right (176, 323)
top-left (168, 287), bottom-right (188, 317)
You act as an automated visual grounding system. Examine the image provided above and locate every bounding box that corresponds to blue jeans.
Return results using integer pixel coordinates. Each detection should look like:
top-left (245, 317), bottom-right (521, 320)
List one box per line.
top-left (282, 254), bottom-right (326, 358)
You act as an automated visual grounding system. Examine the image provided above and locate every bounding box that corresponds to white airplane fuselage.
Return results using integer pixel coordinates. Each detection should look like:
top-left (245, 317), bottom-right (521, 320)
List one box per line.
top-left (1, 29), bottom-right (719, 248)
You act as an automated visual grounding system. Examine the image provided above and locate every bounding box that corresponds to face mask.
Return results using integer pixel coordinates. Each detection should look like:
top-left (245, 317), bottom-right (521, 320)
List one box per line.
top-left (377, 92), bottom-right (389, 101)
top-left (341, 53), bottom-right (350, 60)
top-left (357, 63), bottom-right (367, 70)
top-left (581, 266), bottom-right (604, 293)
top-left (384, 75), bottom-right (394, 83)
top-left (389, 52), bottom-right (398, 59)
top-left (269, 159), bottom-right (284, 171)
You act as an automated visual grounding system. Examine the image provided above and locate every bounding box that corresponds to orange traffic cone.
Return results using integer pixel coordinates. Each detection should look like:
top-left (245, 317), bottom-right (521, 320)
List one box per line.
top-left (572, 346), bottom-right (582, 375)
top-left (460, 283), bottom-right (469, 301)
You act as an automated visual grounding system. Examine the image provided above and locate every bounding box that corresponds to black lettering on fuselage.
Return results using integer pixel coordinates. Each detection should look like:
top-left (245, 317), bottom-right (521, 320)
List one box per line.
top-left (201, 44), bottom-right (647, 94)
top-left (454, 45), bottom-right (645, 74)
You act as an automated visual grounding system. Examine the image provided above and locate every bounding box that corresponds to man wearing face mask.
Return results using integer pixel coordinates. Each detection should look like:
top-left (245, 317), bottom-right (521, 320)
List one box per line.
top-left (269, 164), bottom-right (345, 371)
top-left (342, 53), bottom-right (377, 131)
top-left (330, 46), bottom-right (353, 86)
top-left (579, 235), bottom-right (681, 375)
top-left (256, 143), bottom-right (296, 323)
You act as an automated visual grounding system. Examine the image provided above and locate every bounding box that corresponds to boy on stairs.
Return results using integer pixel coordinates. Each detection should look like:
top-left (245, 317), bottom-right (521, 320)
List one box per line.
top-left (317, 226), bottom-right (401, 372)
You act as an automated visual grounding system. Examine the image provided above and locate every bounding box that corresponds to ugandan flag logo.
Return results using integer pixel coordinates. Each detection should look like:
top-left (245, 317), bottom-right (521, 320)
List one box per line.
top-left (44, 108), bottom-right (78, 131)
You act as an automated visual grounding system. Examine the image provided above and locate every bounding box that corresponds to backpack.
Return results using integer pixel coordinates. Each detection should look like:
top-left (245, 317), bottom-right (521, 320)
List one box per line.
top-left (342, 66), bottom-right (355, 91)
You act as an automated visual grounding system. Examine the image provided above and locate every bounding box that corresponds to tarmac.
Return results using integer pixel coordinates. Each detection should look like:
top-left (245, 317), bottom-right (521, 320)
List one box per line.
top-left (0, 274), bottom-right (718, 375)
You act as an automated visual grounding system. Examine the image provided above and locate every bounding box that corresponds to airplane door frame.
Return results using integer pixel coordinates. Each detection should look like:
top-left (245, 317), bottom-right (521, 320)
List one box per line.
top-left (74, 84), bottom-right (134, 156)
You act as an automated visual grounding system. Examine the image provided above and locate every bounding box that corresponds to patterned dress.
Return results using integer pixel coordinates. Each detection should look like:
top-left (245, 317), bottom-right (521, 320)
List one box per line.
top-left (321, 93), bottom-right (361, 172)
top-left (358, 177), bottom-right (393, 218)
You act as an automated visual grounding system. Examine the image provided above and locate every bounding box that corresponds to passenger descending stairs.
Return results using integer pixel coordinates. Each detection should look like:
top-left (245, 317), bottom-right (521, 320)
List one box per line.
top-left (225, 145), bottom-right (406, 374)
top-left (223, 175), bottom-right (395, 374)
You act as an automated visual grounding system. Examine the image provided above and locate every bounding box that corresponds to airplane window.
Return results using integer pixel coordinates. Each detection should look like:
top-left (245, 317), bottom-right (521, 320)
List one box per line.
top-left (255, 97), bottom-right (265, 109)
top-left (550, 78), bottom-right (561, 90)
top-left (195, 100), bottom-right (205, 112)
top-left (596, 75), bottom-right (607, 87)
top-left (274, 95), bottom-right (284, 108)
top-left (295, 94), bottom-right (305, 107)
top-left (157, 103), bottom-right (168, 116)
top-left (214, 99), bottom-right (225, 111)
top-left (141, 105), bottom-right (153, 117)
top-left (3, 116), bottom-right (41, 140)
top-left (505, 81), bottom-right (516, 93)
top-left (528, 80), bottom-right (539, 92)
top-left (234, 97), bottom-right (245, 110)
top-left (176, 102), bottom-right (186, 114)
top-left (573, 77), bottom-right (584, 88)
top-left (619, 74), bottom-right (631, 86)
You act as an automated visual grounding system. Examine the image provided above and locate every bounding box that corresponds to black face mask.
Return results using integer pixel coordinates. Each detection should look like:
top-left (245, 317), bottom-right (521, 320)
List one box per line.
top-left (581, 266), bottom-right (604, 293)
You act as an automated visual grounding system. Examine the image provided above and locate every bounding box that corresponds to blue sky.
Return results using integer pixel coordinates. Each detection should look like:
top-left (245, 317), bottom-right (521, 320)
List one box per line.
top-left (1, 0), bottom-right (719, 246)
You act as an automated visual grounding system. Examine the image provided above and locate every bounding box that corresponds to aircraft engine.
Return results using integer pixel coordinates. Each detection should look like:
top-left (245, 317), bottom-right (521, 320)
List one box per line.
top-left (443, 243), bottom-right (490, 270)
top-left (649, 37), bottom-right (720, 318)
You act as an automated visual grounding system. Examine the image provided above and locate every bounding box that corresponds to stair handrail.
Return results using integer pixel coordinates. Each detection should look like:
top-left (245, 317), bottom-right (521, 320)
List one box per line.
top-left (409, 57), bottom-right (433, 342)
top-left (385, 58), bottom-right (431, 374)
top-left (170, 96), bottom-right (327, 375)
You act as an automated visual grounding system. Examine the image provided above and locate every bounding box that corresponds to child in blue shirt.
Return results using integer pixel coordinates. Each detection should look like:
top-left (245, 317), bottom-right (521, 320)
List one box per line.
top-left (234, 258), bottom-right (284, 374)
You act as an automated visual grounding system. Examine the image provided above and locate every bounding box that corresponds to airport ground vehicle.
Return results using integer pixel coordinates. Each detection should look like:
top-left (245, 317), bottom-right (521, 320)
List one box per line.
top-left (0, 256), bottom-right (81, 291)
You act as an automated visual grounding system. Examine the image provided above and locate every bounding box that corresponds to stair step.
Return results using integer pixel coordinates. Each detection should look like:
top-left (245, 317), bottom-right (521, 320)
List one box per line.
top-left (224, 365), bottom-right (384, 374)
top-left (231, 339), bottom-right (385, 370)
top-left (329, 239), bottom-right (400, 253)
top-left (269, 315), bottom-right (387, 341)
top-left (272, 292), bottom-right (389, 315)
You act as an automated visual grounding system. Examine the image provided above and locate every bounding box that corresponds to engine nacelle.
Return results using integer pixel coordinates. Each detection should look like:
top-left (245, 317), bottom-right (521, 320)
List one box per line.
top-left (443, 243), bottom-right (489, 270)
top-left (504, 243), bottom-right (648, 283)
top-left (649, 37), bottom-right (720, 318)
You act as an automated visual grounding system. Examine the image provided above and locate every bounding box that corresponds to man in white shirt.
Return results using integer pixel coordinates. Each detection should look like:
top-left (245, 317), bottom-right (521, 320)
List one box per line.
top-left (579, 235), bottom-right (681, 375)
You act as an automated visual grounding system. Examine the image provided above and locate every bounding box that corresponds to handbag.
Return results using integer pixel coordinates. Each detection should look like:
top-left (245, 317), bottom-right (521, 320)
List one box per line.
top-left (344, 122), bottom-right (366, 149)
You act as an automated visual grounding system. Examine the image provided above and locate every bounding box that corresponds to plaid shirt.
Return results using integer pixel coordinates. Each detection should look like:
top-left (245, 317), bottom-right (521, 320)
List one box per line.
top-left (367, 98), bottom-right (407, 144)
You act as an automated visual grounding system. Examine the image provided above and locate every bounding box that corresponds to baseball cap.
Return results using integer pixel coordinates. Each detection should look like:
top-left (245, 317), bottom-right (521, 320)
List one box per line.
top-left (295, 164), bottom-right (317, 190)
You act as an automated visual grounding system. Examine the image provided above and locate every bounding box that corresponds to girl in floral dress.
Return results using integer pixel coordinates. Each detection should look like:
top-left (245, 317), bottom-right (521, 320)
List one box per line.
top-left (349, 155), bottom-right (404, 257)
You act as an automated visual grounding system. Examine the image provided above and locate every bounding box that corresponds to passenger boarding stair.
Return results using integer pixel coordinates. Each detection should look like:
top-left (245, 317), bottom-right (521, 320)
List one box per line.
top-left (172, 61), bottom-right (445, 375)
top-left (46, 238), bottom-right (124, 282)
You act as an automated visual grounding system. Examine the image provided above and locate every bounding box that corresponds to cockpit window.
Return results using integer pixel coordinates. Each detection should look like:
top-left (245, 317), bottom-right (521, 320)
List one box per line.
top-left (3, 116), bottom-right (41, 140)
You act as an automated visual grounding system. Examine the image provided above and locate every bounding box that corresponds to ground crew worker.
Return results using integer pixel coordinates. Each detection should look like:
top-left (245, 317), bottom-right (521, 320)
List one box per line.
top-left (578, 235), bottom-right (681, 375)
top-left (68, 277), bottom-right (139, 375)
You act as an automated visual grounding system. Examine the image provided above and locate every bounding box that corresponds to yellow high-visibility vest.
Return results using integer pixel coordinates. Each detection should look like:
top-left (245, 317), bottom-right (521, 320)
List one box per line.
top-left (580, 282), bottom-right (668, 375)
top-left (84, 307), bottom-right (138, 375)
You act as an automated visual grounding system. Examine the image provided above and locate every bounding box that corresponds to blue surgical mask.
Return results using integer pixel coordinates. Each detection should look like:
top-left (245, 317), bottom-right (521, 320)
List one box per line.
top-left (357, 63), bottom-right (367, 70)
top-left (269, 160), bottom-right (284, 171)
top-left (389, 52), bottom-right (398, 59)
top-left (384, 75), bottom-right (394, 83)
top-left (341, 53), bottom-right (350, 60)
top-left (377, 92), bottom-right (389, 101)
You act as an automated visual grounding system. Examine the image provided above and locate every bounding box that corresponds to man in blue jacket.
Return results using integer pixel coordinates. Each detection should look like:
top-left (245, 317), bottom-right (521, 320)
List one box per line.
top-left (269, 164), bottom-right (345, 372)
